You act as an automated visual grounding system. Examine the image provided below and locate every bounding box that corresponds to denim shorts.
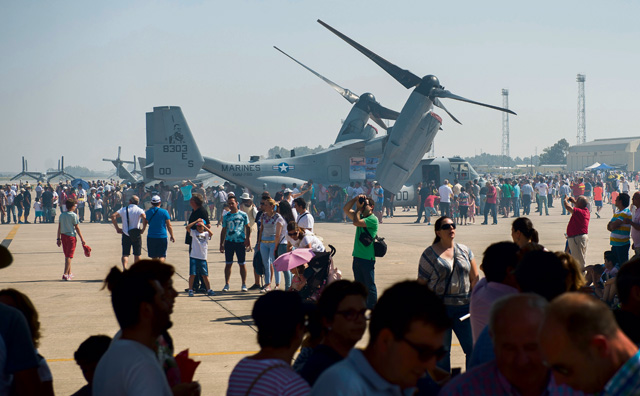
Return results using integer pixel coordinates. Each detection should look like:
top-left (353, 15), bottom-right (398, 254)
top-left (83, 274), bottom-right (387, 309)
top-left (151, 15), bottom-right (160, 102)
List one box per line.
top-left (189, 258), bottom-right (209, 276)
top-left (224, 240), bottom-right (246, 265)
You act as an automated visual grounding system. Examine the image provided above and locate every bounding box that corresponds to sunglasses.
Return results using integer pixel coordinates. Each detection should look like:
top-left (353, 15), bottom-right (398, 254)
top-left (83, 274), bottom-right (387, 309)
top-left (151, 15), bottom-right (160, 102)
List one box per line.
top-left (336, 309), bottom-right (369, 321)
top-left (288, 232), bottom-right (298, 236)
top-left (400, 337), bottom-right (447, 362)
top-left (439, 223), bottom-right (456, 231)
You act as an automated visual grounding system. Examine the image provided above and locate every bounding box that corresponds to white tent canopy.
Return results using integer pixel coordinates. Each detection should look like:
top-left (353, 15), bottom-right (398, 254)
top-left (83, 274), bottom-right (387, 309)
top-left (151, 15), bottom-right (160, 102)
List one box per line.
top-left (585, 162), bottom-right (601, 170)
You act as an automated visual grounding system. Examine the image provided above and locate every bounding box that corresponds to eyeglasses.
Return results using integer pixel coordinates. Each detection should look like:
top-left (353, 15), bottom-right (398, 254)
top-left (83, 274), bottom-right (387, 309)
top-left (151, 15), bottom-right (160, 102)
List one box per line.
top-left (439, 223), bottom-right (456, 230)
top-left (542, 361), bottom-right (572, 376)
top-left (400, 337), bottom-right (447, 362)
top-left (288, 232), bottom-right (298, 236)
top-left (336, 309), bottom-right (369, 321)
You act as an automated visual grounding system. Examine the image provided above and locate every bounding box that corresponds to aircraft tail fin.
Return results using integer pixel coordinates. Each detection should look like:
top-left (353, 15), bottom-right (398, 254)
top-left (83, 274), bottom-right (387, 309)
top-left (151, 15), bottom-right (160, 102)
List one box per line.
top-left (145, 107), bottom-right (204, 180)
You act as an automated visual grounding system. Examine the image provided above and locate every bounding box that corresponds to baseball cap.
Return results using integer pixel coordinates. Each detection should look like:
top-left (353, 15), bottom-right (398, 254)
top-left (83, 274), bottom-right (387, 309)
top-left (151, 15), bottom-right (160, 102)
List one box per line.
top-left (284, 188), bottom-right (293, 193)
top-left (151, 195), bottom-right (161, 204)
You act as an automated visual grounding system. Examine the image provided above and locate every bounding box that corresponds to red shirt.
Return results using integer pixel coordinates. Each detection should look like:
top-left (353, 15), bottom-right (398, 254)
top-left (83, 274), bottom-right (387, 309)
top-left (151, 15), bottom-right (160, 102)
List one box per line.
top-left (486, 186), bottom-right (497, 204)
top-left (571, 183), bottom-right (585, 197)
top-left (567, 207), bottom-right (590, 236)
top-left (424, 195), bottom-right (436, 208)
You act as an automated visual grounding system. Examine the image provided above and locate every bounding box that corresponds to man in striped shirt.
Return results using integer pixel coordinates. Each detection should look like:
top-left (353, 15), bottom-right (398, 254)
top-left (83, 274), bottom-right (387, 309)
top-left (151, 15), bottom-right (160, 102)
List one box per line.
top-left (227, 291), bottom-right (310, 396)
top-left (607, 192), bottom-right (632, 266)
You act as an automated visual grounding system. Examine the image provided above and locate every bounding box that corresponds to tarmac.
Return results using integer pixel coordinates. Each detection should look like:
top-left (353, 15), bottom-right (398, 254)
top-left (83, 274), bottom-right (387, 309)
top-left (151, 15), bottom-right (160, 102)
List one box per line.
top-left (0, 201), bottom-right (621, 395)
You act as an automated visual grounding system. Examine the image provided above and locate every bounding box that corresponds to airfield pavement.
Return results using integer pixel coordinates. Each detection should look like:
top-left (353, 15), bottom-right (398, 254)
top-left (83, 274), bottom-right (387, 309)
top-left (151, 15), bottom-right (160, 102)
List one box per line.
top-left (0, 201), bottom-right (625, 395)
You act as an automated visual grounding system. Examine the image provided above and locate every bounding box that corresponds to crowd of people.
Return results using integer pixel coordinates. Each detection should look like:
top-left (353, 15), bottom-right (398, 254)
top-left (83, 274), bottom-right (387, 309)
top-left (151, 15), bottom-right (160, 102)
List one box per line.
top-left (2, 169), bottom-right (640, 395)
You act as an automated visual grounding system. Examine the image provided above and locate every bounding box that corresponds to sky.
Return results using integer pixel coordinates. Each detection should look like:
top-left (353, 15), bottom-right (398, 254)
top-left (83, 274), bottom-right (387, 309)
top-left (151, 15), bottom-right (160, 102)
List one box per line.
top-left (1, 0), bottom-right (639, 172)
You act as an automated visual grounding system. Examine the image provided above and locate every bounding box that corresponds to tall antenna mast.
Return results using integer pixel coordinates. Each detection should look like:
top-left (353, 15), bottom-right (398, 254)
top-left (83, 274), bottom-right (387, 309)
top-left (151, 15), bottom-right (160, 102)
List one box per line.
top-left (577, 74), bottom-right (586, 144)
top-left (501, 89), bottom-right (510, 159)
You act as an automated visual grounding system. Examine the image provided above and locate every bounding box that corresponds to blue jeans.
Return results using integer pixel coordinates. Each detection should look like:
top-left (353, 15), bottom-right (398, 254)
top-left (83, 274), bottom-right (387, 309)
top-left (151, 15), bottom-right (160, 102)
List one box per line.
top-left (611, 244), bottom-right (630, 267)
top-left (483, 203), bottom-right (497, 224)
top-left (538, 195), bottom-right (548, 215)
top-left (561, 195), bottom-right (568, 215)
top-left (276, 244), bottom-right (292, 289)
top-left (437, 303), bottom-right (473, 372)
top-left (479, 195), bottom-right (486, 215)
top-left (352, 257), bottom-right (377, 309)
top-left (513, 197), bottom-right (520, 217)
top-left (6, 204), bottom-right (16, 223)
top-left (260, 242), bottom-right (276, 286)
top-left (17, 206), bottom-right (23, 222)
top-left (522, 195), bottom-right (531, 215)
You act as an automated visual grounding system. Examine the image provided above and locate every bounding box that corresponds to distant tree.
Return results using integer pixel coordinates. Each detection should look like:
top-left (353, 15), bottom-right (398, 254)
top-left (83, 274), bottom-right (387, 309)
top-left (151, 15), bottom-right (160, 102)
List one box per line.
top-left (538, 139), bottom-right (570, 165)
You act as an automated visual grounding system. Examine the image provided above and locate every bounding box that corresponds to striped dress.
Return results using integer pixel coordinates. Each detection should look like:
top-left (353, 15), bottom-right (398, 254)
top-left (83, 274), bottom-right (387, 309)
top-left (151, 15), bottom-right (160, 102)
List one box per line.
top-left (610, 208), bottom-right (632, 246)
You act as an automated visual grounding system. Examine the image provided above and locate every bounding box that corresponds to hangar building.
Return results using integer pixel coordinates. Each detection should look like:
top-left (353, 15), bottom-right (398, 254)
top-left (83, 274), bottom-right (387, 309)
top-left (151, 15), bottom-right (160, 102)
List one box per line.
top-left (567, 137), bottom-right (640, 171)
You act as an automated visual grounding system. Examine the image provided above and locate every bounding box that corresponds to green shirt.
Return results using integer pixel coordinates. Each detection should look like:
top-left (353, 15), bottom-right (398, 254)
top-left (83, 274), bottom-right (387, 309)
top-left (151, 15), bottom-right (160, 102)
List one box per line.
top-left (502, 183), bottom-right (513, 198)
top-left (59, 211), bottom-right (79, 237)
top-left (353, 214), bottom-right (379, 261)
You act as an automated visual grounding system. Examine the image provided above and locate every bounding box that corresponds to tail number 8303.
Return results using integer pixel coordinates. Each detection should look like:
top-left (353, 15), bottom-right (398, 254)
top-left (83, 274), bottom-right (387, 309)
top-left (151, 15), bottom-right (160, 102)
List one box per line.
top-left (163, 145), bottom-right (188, 153)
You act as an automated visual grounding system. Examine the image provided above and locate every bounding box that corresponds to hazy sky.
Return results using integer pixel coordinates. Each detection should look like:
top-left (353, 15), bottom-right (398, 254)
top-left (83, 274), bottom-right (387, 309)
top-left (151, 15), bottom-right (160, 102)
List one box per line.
top-left (2, 0), bottom-right (639, 172)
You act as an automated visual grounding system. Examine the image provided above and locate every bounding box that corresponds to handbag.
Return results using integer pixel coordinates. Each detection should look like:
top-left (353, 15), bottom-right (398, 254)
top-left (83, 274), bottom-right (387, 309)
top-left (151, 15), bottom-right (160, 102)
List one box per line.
top-left (360, 227), bottom-right (387, 258)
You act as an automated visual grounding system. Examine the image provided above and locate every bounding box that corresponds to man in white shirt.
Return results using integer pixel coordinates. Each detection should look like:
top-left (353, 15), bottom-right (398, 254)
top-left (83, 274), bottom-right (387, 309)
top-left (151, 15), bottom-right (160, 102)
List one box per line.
top-left (293, 197), bottom-right (314, 232)
top-left (93, 261), bottom-right (200, 396)
top-left (535, 178), bottom-right (549, 216)
top-left (110, 196), bottom-right (147, 270)
top-left (438, 179), bottom-right (453, 217)
top-left (619, 177), bottom-right (630, 194)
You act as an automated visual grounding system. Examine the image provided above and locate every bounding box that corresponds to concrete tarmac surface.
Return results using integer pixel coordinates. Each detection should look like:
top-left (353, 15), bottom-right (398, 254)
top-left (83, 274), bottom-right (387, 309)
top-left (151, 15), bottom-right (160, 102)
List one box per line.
top-left (0, 203), bottom-right (619, 395)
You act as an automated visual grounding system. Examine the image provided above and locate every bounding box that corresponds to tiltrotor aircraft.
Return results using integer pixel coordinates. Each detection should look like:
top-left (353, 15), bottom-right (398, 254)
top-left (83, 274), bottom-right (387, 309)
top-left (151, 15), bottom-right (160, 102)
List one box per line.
top-left (103, 146), bottom-right (139, 183)
top-left (11, 156), bottom-right (75, 182)
top-left (142, 21), bottom-right (514, 204)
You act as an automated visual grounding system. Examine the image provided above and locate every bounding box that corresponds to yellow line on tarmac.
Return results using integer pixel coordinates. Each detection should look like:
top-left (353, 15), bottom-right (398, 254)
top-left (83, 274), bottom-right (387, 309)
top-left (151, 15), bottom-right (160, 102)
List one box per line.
top-left (1, 224), bottom-right (20, 247)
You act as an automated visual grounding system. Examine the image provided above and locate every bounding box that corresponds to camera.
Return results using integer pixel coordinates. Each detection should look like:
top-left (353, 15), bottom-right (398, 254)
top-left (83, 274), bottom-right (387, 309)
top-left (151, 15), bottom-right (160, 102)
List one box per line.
top-left (359, 197), bottom-right (365, 204)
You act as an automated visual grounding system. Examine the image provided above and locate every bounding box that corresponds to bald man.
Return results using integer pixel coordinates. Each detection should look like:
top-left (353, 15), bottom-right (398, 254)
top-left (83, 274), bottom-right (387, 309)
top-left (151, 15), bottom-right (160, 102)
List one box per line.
top-left (539, 292), bottom-right (640, 394)
top-left (441, 294), bottom-right (582, 395)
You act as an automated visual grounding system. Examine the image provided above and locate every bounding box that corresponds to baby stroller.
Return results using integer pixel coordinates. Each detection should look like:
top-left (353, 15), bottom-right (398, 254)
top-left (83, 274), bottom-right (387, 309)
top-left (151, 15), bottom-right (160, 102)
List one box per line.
top-left (299, 245), bottom-right (341, 301)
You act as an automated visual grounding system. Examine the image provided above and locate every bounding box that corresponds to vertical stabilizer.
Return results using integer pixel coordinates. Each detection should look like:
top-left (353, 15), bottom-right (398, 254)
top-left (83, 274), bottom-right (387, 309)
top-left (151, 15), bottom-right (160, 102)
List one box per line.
top-left (145, 107), bottom-right (204, 180)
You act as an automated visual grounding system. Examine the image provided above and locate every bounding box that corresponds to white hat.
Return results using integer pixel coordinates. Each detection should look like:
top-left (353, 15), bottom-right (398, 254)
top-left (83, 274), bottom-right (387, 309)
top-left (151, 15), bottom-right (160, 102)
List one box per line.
top-left (284, 188), bottom-right (293, 193)
top-left (240, 192), bottom-right (252, 200)
top-left (151, 195), bottom-right (161, 203)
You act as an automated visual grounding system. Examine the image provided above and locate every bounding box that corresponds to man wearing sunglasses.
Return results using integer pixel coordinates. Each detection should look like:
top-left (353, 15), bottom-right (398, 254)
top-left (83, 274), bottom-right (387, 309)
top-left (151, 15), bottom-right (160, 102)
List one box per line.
top-left (312, 281), bottom-right (449, 395)
top-left (441, 294), bottom-right (584, 395)
top-left (539, 292), bottom-right (639, 395)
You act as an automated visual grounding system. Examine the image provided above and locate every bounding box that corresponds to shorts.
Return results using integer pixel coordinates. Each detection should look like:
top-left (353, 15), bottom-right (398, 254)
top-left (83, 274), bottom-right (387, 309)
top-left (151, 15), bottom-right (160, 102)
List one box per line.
top-left (61, 234), bottom-right (77, 258)
top-left (224, 240), bottom-right (246, 264)
top-left (459, 206), bottom-right (469, 217)
top-left (122, 233), bottom-right (142, 257)
top-left (500, 197), bottom-right (512, 208)
top-left (595, 200), bottom-right (603, 208)
top-left (425, 207), bottom-right (438, 216)
top-left (147, 237), bottom-right (168, 258)
top-left (189, 257), bottom-right (209, 276)
top-left (35, 211), bottom-right (43, 217)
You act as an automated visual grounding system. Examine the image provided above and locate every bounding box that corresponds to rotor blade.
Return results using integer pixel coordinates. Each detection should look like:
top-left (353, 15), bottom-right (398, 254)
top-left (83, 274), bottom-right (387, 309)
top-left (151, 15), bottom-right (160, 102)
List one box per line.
top-left (274, 46), bottom-right (359, 104)
top-left (371, 103), bottom-right (400, 121)
top-left (370, 114), bottom-right (388, 130)
top-left (318, 20), bottom-right (421, 89)
top-left (433, 98), bottom-right (462, 125)
top-left (432, 89), bottom-right (517, 115)
top-left (117, 146), bottom-right (121, 159)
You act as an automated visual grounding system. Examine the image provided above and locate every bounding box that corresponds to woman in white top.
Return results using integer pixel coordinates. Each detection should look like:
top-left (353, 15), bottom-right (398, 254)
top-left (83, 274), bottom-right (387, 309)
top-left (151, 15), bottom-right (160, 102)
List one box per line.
top-left (258, 198), bottom-right (283, 292)
top-left (285, 222), bottom-right (325, 253)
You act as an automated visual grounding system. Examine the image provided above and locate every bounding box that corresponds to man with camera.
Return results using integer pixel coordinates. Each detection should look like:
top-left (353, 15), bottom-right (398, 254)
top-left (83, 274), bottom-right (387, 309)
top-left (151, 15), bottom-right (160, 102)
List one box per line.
top-left (564, 194), bottom-right (590, 272)
top-left (343, 193), bottom-right (379, 309)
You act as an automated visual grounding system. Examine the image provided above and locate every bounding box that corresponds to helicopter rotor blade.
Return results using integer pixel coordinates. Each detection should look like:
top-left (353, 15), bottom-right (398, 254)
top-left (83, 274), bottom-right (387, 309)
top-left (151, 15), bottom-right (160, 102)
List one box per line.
top-left (274, 46), bottom-right (359, 104)
top-left (318, 20), bottom-right (421, 89)
top-left (433, 98), bottom-right (462, 125)
top-left (432, 89), bottom-right (517, 115)
top-left (371, 103), bottom-right (400, 121)
top-left (369, 114), bottom-right (388, 130)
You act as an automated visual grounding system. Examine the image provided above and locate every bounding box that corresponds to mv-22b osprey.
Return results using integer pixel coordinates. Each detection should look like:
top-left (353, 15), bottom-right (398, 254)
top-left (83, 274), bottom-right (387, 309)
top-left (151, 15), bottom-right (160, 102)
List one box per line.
top-left (143, 21), bottom-right (515, 204)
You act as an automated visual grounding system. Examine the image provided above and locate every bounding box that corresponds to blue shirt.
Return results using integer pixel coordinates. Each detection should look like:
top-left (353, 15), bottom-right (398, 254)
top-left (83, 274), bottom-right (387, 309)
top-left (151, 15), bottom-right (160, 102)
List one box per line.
top-left (601, 348), bottom-right (640, 396)
top-left (223, 211), bottom-right (249, 243)
top-left (512, 185), bottom-right (520, 198)
top-left (180, 185), bottom-right (193, 201)
top-left (311, 349), bottom-right (413, 396)
top-left (145, 207), bottom-right (171, 238)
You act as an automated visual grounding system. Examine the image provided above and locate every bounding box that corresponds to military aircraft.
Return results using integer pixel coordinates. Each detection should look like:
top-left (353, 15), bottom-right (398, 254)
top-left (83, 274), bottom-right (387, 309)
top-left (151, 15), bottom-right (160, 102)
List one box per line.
top-left (11, 156), bottom-right (75, 182)
top-left (143, 21), bottom-right (513, 204)
top-left (11, 157), bottom-right (48, 182)
top-left (103, 146), bottom-right (138, 183)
